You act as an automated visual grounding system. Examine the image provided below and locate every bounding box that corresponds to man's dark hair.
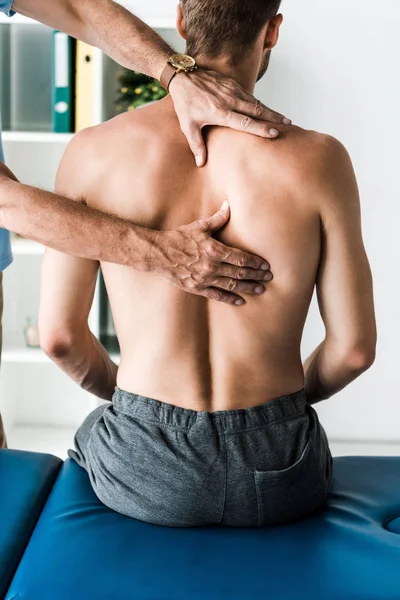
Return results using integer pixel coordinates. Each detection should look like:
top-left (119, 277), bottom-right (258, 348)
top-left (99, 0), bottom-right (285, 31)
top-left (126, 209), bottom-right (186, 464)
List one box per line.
top-left (180, 0), bottom-right (282, 62)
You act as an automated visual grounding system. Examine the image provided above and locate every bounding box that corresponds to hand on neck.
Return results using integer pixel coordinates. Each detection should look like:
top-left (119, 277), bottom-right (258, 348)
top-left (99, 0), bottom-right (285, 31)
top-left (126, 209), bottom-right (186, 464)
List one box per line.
top-left (192, 51), bottom-right (262, 94)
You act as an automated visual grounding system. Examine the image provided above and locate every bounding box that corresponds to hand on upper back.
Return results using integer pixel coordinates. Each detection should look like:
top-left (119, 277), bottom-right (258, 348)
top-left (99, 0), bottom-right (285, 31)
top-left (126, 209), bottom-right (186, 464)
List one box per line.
top-left (169, 69), bottom-right (291, 167)
top-left (154, 201), bottom-right (274, 306)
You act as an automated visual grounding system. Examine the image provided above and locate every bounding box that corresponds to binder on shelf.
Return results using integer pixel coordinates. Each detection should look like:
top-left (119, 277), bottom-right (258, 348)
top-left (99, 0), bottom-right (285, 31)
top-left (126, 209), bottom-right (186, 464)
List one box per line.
top-left (75, 41), bottom-right (96, 131)
top-left (52, 31), bottom-right (74, 133)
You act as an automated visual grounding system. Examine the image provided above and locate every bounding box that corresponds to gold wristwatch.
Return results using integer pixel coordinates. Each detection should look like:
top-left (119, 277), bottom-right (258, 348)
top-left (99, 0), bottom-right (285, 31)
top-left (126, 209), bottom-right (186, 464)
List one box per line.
top-left (160, 54), bottom-right (198, 91)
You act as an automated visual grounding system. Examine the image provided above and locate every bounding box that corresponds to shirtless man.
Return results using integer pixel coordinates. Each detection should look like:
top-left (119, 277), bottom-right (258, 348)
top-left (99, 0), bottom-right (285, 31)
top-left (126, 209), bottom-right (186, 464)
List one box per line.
top-left (39, 0), bottom-right (377, 528)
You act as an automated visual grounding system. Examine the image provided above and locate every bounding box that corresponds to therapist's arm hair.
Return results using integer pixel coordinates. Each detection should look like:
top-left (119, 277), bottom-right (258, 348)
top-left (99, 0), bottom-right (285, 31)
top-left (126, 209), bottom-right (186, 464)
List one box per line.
top-left (0, 159), bottom-right (271, 304)
top-left (12, 0), bottom-right (171, 79)
top-left (0, 160), bottom-right (157, 268)
top-left (303, 137), bottom-right (377, 404)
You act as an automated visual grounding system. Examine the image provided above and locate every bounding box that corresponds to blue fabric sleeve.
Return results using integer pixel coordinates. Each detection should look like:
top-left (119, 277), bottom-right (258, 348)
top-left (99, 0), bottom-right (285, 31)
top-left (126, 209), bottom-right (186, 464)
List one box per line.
top-left (0, 119), bottom-right (14, 272)
top-left (0, 0), bottom-right (15, 17)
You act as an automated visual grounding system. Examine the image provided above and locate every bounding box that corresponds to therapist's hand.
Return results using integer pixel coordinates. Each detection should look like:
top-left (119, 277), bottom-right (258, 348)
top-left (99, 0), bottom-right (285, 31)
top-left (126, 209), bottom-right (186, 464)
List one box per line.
top-left (153, 201), bottom-right (273, 306)
top-left (169, 69), bottom-right (291, 167)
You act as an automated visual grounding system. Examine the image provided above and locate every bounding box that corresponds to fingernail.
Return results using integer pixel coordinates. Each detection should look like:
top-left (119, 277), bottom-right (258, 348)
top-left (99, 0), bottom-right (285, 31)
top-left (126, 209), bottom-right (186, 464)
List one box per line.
top-left (235, 299), bottom-right (245, 306)
top-left (221, 200), bottom-right (229, 210)
top-left (283, 118), bottom-right (292, 125)
top-left (270, 129), bottom-right (279, 136)
top-left (261, 263), bottom-right (270, 271)
top-left (195, 156), bottom-right (203, 167)
top-left (255, 286), bottom-right (264, 294)
top-left (264, 272), bottom-right (272, 281)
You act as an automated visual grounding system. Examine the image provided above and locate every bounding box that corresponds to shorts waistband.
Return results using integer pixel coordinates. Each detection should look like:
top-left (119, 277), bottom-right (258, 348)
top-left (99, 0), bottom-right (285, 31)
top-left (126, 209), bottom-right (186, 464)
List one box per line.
top-left (112, 387), bottom-right (308, 434)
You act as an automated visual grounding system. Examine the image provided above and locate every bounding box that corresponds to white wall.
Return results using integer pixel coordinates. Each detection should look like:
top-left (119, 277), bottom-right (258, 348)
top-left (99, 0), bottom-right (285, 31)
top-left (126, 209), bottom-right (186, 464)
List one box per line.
top-left (128, 0), bottom-right (400, 441)
top-left (3, 1), bottom-right (394, 442)
top-left (119, 0), bottom-right (177, 21)
top-left (255, 0), bottom-right (400, 441)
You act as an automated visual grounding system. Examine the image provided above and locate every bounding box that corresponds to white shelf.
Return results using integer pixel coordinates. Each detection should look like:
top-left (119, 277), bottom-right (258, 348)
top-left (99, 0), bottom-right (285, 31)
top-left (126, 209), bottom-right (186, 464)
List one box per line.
top-left (3, 346), bottom-right (118, 364)
top-left (3, 348), bottom-right (119, 364)
top-left (0, 12), bottom-right (176, 28)
top-left (11, 238), bottom-right (45, 255)
top-left (0, 13), bottom-right (40, 25)
top-left (3, 131), bottom-right (73, 144)
top-left (2, 346), bottom-right (49, 363)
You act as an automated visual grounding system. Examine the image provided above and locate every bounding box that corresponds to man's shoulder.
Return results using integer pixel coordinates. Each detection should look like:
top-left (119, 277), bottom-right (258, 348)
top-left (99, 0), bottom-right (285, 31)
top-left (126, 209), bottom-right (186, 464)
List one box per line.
top-left (226, 125), bottom-right (353, 214)
top-left (68, 98), bottom-right (180, 164)
top-left (56, 98), bottom-right (183, 207)
top-left (256, 126), bottom-right (351, 190)
top-left (67, 111), bottom-right (149, 153)
top-left (211, 124), bottom-right (348, 175)
top-left (288, 127), bottom-right (349, 169)
top-left (283, 127), bottom-right (353, 189)
top-left (251, 126), bottom-right (347, 169)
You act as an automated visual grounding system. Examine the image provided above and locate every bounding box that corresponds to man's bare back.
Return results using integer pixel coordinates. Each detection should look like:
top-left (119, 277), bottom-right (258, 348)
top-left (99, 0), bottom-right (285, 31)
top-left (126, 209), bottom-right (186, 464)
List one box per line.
top-left (39, 2), bottom-right (376, 526)
top-left (50, 95), bottom-right (357, 412)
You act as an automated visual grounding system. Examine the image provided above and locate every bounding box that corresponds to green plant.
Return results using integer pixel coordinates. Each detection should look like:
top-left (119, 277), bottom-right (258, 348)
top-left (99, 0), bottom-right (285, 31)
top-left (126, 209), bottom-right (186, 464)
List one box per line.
top-left (115, 69), bottom-right (168, 113)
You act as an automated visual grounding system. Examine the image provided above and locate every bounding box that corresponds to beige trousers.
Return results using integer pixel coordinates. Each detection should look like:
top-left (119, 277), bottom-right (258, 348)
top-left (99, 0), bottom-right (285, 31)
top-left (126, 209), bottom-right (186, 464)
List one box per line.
top-left (0, 272), bottom-right (6, 449)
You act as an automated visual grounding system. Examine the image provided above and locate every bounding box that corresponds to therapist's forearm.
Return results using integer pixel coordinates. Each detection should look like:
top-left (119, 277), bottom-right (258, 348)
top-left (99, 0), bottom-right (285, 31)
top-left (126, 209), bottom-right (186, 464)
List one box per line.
top-left (0, 169), bottom-right (157, 268)
top-left (12, 0), bottom-right (172, 79)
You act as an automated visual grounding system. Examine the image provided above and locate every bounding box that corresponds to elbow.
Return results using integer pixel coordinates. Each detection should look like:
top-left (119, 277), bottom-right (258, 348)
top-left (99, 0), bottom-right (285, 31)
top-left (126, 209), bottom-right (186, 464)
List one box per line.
top-left (40, 327), bottom-right (77, 360)
top-left (341, 341), bottom-right (376, 374)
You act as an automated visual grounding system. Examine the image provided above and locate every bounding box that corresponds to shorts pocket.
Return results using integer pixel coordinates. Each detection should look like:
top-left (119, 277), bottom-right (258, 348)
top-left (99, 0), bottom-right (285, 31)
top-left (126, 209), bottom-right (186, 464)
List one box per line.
top-left (254, 436), bottom-right (327, 527)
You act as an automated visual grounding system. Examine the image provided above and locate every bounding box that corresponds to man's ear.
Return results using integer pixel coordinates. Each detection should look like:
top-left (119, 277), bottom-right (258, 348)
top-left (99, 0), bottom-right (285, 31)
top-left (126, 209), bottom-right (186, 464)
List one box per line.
top-left (264, 14), bottom-right (283, 50)
top-left (176, 3), bottom-right (187, 41)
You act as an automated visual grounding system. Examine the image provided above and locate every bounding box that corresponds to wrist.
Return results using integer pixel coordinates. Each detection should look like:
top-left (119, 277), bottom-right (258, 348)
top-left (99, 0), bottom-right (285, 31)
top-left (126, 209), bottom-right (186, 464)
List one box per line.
top-left (168, 69), bottom-right (192, 94)
top-left (127, 223), bottom-right (166, 274)
top-left (154, 51), bottom-right (173, 82)
top-left (160, 54), bottom-right (199, 91)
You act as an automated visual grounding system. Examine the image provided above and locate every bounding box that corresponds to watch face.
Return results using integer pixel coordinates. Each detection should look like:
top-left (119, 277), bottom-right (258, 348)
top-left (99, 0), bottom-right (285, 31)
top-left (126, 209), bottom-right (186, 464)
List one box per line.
top-left (170, 54), bottom-right (196, 69)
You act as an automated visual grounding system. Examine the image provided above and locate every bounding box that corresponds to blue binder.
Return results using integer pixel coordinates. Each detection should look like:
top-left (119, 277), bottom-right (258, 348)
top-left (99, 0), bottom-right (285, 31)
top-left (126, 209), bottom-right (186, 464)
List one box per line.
top-left (52, 31), bottom-right (73, 133)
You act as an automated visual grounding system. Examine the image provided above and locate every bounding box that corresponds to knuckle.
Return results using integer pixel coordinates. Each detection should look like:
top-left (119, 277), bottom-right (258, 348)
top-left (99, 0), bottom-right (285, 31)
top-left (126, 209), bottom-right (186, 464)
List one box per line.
top-left (227, 279), bottom-right (237, 292)
top-left (189, 142), bottom-right (203, 153)
top-left (196, 218), bottom-right (207, 230)
top-left (201, 258), bottom-right (213, 274)
top-left (204, 239), bottom-right (219, 258)
top-left (204, 238), bottom-right (214, 252)
top-left (186, 278), bottom-right (198, 292)
top-left (238, 254), bottom-right (248, 267)
top-left (238, 267), bottom-right (247, 279)
top-left (240, 116), bottom-right (252, 130)
top-left (254, 101), bottom-right (263, 118)
top-left (210, 101), bottom-right (220, 116)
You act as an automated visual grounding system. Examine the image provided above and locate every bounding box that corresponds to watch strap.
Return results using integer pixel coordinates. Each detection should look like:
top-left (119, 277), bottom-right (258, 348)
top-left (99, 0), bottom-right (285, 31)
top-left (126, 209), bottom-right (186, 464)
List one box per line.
top-left (160, 62), bottom-right (178, 91)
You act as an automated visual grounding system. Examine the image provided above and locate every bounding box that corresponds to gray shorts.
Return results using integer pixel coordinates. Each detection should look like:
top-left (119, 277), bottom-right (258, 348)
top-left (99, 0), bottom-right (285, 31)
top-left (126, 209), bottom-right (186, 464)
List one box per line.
top-left (69, 387), bottom-right (333, 528)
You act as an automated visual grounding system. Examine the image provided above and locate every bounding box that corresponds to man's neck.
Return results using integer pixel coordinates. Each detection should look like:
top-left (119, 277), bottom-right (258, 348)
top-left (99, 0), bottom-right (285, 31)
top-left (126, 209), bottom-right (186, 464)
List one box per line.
top-left (193, 53), bottom-right (260, 94)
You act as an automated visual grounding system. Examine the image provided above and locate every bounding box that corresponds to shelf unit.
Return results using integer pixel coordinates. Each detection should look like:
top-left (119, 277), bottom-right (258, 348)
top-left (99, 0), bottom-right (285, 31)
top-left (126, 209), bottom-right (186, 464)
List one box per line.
top-left (2, 347), bottom-right (49, 363)
top-left (0, 9), bottom-right (182, 456)
top-left (2, 132), bottom-right (73, 143)
top-left (11, 238), bottom-right (44, 255)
